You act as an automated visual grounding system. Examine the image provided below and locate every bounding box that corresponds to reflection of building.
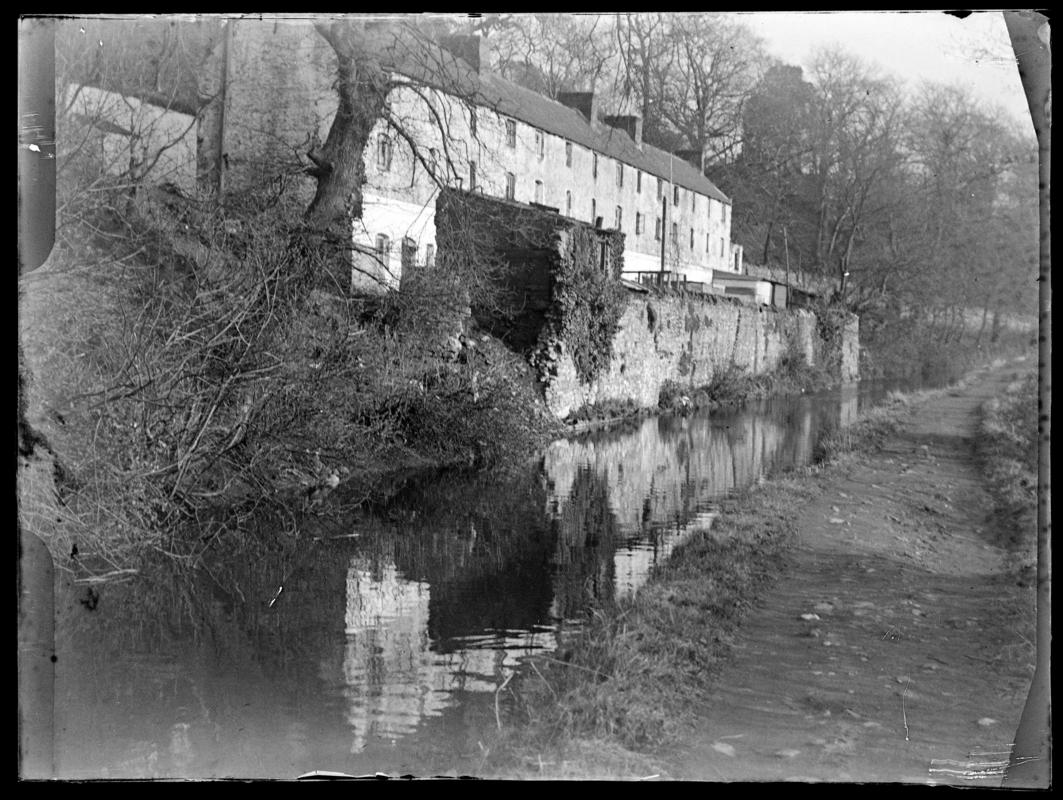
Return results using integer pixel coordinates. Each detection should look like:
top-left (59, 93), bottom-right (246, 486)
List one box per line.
top-left (338, 555), bottom-right (546, 751)
top-left (340, 560), bottom-right (445, 751)
top-left (543, 406), bottom-right (816, 601)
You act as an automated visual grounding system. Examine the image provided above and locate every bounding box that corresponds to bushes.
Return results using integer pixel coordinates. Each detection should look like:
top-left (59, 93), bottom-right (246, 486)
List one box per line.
top-left (18, 187), bottom-right (556, 570)
top-left (978, 373), bottom-right (1037, 563)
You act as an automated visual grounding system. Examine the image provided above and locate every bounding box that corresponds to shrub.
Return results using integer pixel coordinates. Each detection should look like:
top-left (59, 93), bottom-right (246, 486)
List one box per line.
top-left (19, 187), bottom-right (556, 570)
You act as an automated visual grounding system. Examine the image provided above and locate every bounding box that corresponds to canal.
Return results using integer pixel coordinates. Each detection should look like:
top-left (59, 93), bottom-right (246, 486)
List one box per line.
top-left (50, 379), bottom-right (925, 778)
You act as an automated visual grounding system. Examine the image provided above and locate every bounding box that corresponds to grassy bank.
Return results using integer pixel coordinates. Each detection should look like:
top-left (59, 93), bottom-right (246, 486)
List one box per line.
top-left (977, 372), bottom-right (1038, 574)
top-left (487, 478), bottom-right (807, 778)
top-left (484, 386), bottom-right (929, 778)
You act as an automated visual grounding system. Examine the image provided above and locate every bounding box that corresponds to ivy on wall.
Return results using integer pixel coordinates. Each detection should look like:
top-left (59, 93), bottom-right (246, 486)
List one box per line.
top-left (538, 225), bottom-right (627, 385)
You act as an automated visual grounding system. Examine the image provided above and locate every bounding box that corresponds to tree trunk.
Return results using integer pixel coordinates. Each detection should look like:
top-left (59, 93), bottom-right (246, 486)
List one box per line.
top-left (304, 22), bottom-right (390, 233)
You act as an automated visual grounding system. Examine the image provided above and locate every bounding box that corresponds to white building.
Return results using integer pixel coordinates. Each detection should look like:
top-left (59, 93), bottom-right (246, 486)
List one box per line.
top-left (348, 31), bottom-right (744, 289)
top-left (64, 21), bottom-right (746, 292)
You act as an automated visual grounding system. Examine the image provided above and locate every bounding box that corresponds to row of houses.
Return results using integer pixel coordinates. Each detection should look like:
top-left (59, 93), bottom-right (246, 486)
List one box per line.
top-left (68, 19), bottom-right (808, 307)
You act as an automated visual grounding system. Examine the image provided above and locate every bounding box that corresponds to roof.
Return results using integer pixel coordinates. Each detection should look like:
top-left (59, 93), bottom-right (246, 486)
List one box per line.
top-left (712, 272), bottom-right (773, 284)
top-left (375, 31), bottom-right (731, 205)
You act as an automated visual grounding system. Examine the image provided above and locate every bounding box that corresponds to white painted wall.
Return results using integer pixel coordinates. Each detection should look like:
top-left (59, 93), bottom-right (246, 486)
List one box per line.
top-left (64, 85), bottom-right (198, 191)
top-left (357, 79), bottom-right (740, 287)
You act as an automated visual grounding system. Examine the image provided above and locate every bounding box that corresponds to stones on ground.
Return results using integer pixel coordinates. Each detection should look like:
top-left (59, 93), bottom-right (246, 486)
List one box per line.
top-left (800, 613), bottom-right (820, 621)
top-left (977, 717), bottom-right (999, 728)
top-left (829, 517), bottom-right (846, 524)
top-left (813, 602), bottom-right (834, 614)
top-left (711, 741), bottom-right (736, 757)
top-left (775, 748), bottom-right (801, 759)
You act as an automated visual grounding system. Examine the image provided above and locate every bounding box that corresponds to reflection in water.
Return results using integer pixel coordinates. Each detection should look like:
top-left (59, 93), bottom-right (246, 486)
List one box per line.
top-left (51, 380), bottom-right (905, 777)
top-left (339, 559), bottom-right (440, 751)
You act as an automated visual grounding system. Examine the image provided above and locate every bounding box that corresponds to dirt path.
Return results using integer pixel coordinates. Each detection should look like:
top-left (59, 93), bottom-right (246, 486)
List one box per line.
top-left (669, 364), bottom-right (1036, 784)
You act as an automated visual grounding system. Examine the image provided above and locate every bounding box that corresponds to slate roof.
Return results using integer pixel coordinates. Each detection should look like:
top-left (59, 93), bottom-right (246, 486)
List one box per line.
top-left (375, 31), bottom-right (731, 205)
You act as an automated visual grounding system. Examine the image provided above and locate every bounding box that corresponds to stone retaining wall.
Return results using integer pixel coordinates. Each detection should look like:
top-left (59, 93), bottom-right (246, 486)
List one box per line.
top-left (541, 292), bottom-right (856, 419)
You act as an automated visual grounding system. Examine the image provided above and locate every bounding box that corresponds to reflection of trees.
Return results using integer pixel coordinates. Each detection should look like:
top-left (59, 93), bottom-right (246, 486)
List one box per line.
top-left (52, 389), bottom-right (871, 776)
top-left (550, 466), bottom-right (620, 618)
top-left (362, 466), bottom-right (559, 642)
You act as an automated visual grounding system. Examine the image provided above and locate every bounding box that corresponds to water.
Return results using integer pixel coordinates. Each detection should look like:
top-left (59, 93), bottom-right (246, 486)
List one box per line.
top-left (49, 378), bottom-right (930, 778)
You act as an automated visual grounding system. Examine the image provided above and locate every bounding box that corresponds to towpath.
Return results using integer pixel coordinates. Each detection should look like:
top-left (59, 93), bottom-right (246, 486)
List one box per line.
top-left (669, 362), bottom-right (1037, 784)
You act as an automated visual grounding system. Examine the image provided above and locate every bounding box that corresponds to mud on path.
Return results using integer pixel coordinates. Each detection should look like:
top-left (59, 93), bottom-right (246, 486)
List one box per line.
top-left (669, 364), bottom-right (1037, 784)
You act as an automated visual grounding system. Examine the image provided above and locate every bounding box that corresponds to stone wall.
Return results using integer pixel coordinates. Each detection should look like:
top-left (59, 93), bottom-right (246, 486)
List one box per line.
top-left (541, 292), bottom-right (827, 419)
top-left (839, 315), bottom-right (860, 383)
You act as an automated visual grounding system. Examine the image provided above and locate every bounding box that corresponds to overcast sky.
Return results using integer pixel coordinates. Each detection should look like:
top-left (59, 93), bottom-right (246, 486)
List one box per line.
top-left (739, 10), bottom-right (1034, 136)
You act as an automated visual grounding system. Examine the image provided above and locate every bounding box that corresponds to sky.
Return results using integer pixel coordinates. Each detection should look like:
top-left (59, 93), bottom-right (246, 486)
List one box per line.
top-left (739, 10), bottom-right (1036, 136)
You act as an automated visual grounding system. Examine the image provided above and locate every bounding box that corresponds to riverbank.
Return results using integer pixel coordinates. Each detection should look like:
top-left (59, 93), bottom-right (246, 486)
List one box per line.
top-left (486, 356), bottom-right (1037, 781)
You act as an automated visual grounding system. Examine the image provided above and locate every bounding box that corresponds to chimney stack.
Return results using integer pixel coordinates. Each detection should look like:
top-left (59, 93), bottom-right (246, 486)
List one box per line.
top-left (439, 35), bottom-right (485, 74)
top-left (557, 92), bottom-right (599, 124)
top-left (602, 114), bottom-right (643, 147)
top-left (676, 148), bottom-right (705, 172)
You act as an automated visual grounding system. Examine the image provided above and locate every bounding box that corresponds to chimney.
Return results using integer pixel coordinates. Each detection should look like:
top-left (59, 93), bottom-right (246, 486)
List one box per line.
top-left (439, 34), bottom-right (485, 74)
top-left (602, 114), bottom-right (643, 147)
top-left (557, 92), bottom-right (598, 124)
top-left (676, 148), bottom-right (705, 172)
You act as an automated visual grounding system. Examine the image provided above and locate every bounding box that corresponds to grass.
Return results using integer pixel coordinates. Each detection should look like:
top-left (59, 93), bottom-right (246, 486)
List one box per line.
top-left (483, 375), bottom-right (989, 778)
top-left (812, 389), bottom-right (916, 463)
top-left (484, 477), bottom-right (811, 778)
top-left (977, 372), bottom-right (1038, 570)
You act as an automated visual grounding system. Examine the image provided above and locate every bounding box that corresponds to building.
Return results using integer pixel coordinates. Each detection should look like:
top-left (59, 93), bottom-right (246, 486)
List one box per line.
top-left (329, 27), bottom-right (745, 290)
top-left (67, 19), bottom-right (745, 293)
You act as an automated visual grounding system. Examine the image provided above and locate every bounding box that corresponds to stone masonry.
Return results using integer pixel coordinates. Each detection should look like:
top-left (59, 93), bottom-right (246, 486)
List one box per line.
top-left (542, 293), bottom-right (847, 419)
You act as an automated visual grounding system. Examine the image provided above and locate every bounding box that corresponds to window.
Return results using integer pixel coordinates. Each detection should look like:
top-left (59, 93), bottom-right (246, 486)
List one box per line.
top-left (505, 172), bottom-right (516, 200)
top-left (706, 233), bottom-right (711, 253)
top-left (565, 141), bottom-right (573, 167)
top-left (655, 217), bottom-right (662, 240)
top-left (470, 109), bottom-right (477, 137)
top-left (671, 222), bottom-right (678, 244)
top-left (599, 242), bottom-right (608, 271)
top-left (692, 192), bottom-right (696, 212)
top-left (720, 237), bottom-right (726, 257)
top-left (591, 198), bottom-right (597, 224)
top-left (673, 186), bottom-right (680, 205)
top-left (566, 190), bottom-right (572, 216)
top-left (637, 170), bottom-right (643, 193)
top-left (375, 234), bottom-right (391, 263)
top-left (615, 205), bottom-right (622, 230)
top-left (376, 135), bottom-right (392, 170)
top-left (616, 163), bottom-right (624, 187)
top-left (535, 130), bottom-right (545, 160)
top-left (657, 177), bottom-right (663, 199)
top-left (401, 237), bottom-right (417, 270)
top-left (690, 228), bottom-right (695, 249)
top-left (505, 119), bottom-right (516, 148)
top-left (534, 180), bottom-right (544, 204)
top-left (592, 153), bottom-right (598, 179)
top-left (635, 212), bottom-right (642, 235)
top-left (425, 244), bottom-right (435, 267)
top-left (469, 160), bottom-right (477, 191)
